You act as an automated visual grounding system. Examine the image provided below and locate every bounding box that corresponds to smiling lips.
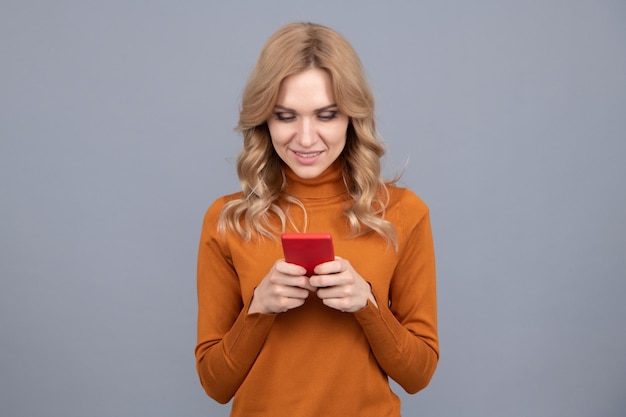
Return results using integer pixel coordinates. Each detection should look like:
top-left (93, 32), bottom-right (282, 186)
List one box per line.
top-left (293, 150), bottom-right (323, 158)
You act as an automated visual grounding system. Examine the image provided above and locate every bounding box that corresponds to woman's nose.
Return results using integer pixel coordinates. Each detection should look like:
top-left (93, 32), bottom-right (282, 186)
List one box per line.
top-left (297, 118), bottom-right (315, 147)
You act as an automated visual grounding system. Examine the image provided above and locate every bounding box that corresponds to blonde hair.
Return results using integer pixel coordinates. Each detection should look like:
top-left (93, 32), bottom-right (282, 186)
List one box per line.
top-left (219, 22), bottom-right (398, 248)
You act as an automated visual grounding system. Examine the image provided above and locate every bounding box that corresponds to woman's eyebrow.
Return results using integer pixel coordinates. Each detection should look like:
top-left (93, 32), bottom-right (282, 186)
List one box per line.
top-left (272, 105), bottom-right (294, 112)
top-left (273, 104), bottom-right (338, 113)
top-left (315, 104), bottom-right (339, 112)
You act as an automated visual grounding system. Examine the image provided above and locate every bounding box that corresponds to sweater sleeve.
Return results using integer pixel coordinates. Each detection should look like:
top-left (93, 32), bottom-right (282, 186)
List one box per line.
top-left (194, 200), bottom-right (276, 404)
top-left (354, 203), bottom-right (439, 394)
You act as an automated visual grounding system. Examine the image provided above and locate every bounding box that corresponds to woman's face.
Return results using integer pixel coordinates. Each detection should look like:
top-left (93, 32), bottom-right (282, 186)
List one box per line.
top-left (267, 68), bottom-right (349, 179)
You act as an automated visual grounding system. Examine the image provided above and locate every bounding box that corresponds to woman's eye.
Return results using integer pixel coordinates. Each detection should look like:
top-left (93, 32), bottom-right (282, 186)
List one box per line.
top-left (318, 111), bottom-right (337, 121)
top-left (274, 112), bottom-right (295, 122)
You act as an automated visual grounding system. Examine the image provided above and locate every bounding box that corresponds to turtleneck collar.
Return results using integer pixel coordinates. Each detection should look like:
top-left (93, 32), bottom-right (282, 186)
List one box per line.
top-left (283, 159), bottom-right (349, 200)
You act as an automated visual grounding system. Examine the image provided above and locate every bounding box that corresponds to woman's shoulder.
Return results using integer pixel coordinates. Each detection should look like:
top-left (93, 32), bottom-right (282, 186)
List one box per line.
top-left (203, 191), bottom-right (244, 223)
top-left (384, 185), bottom-right (433, 250)
top-left (208, 191), bottom-right (244, 208)
top-left (387, 184), bottom-right (429, 211)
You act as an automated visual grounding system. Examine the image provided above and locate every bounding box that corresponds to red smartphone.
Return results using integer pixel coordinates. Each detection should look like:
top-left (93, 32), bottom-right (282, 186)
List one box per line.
top-left (281, 232), bottom-right (335, 276)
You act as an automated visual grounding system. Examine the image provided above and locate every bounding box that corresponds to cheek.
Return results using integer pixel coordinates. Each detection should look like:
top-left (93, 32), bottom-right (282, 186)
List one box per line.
top-left (267, 123), bottom-right (290, 146)
top-left (326, 123), bottom-right (349, 144)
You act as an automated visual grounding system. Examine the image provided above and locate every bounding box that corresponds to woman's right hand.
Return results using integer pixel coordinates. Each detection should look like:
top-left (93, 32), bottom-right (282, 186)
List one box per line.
top-left (248, 260), bottom-right (316, 314)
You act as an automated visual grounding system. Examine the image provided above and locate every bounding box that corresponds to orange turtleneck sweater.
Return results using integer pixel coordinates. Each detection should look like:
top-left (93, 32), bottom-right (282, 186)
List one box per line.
top-left (195, 161), bottom-right (438, 417)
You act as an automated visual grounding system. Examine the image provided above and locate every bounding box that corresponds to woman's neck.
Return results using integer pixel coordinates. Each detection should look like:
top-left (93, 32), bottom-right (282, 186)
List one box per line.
top-left (283, 159), bottom-right (348, 199)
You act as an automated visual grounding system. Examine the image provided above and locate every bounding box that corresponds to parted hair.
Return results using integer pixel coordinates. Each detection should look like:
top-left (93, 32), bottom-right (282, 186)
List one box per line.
top-left (218, 22), bottom-right (398, 249)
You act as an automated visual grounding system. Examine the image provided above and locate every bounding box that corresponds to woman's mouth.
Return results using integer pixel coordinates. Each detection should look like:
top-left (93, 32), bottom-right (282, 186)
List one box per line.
top-left (291, 150), bottom-right (324, 165)
top-left (294, 151), bottom-right (323, 158)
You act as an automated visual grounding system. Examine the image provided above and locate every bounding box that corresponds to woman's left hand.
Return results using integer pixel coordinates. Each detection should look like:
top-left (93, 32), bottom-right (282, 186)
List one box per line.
top-left (309, 257), bottom-right (378, 313)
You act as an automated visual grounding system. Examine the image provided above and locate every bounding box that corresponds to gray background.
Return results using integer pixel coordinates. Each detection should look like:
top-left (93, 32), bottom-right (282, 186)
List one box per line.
top-left (1, 1), bottom-right (625, 416)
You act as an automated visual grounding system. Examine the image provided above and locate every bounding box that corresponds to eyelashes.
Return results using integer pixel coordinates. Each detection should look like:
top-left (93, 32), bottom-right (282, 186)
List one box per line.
top-left (274, 112), bottom-right (295, 122)
top-left (318, 112), bottom-right (338, 121)
top-left (273, 111), bottom-right (338, 122)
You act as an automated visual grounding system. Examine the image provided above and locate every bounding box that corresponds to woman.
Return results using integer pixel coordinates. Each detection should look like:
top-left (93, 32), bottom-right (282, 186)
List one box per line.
top-left (195, 22), bottom-right (438, 417)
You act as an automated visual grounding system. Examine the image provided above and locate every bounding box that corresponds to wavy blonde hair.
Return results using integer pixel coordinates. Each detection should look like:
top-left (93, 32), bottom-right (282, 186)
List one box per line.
top-left (219, 22), bottom-right (398, 249)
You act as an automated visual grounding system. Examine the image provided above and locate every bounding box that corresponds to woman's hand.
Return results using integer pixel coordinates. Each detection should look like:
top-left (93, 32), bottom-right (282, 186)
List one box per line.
top-left (248, 260), bottom-right (317, 315)
top-left (309, 257), bottom-right (378, 313)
